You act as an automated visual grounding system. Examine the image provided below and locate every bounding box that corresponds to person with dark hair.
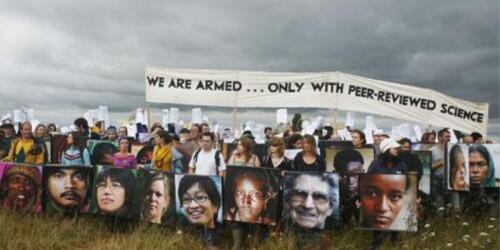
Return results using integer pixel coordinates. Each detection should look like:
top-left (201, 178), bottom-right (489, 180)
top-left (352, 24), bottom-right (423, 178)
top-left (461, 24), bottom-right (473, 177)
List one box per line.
top-left (351, 129), bottom-right (366, 148)
top-left (34, 124), bottom-right (48, 139)
top-left (200, 123), bottom-right (210, 134)
top-left (45, 167), bottom-right (91, 213)
top-left (178, 175), bottom-right (221, 245)
top-left (287, 134), bottom-right (303, 150)
top-left (420, 131), bottom-right (436, 144)
top-left (333, 148), bottom-right (364, 225)
top-left (359, 174), bottom-right (412, 230)
top-left (189, 132), bottom-right (226, 176)
top-left (225, 170), bottom-right (274, 224)
top-left (95, 168), bottom-right (135, 217)
top-left (190, 124), bottom-right (202, 144)
top-left (470, 132), bottom-right (483, 144)
top-left (292, 135), bottom-right (326, 172)
top-left (47, 123), bottom-right (58, 133)
top-left (397, 138), bottom-right (423, 182)
top-left (142, 172), bottom-right (173, 224)
top-left (468, 144), bottom-right (495, 187)
top-left (228, 137), bottom-right (261, 167)
top-left (367, 139), bottom-right (406, 174)
top-left (448, 144), bottom-right (468, 191)
top-left (0, 123), bottom-right (16, 159)
top-left (73, 117), bottom-right (90, 138)
top-left (61, 132), bottom-right (91, 166)
top-left (152, 130), bottom-right (183, 173)
top-left (0, 165), bottom-right (42, 214)
top-left (113, 138), bottom-right (137, 168)
top-left (103, 126), bottom-right (118, 142)
top-left (264, 127), bottom-right (273, 141)
top-left (2, 122), bottom-right (45, 164)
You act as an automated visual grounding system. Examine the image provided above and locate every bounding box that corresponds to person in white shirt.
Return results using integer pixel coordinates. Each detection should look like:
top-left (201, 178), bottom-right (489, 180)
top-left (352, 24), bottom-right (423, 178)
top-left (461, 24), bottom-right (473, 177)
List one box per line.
top-left (188, 132), bottom-right (226, 177)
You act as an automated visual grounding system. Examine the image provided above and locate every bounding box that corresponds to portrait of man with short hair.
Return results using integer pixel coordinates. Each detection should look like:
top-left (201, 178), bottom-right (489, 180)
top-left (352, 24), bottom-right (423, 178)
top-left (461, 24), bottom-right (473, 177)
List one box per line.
top-left (43, 165), bottom-right (92, 213)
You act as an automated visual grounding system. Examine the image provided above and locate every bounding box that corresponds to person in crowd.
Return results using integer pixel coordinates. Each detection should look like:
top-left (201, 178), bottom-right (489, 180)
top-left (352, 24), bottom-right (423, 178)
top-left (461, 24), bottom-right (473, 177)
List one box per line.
top-left (34, 124), bottom-right (48, 139)
top-left (264, 127), bottom-right (273, 141)
top-left (448, 144), bottom-right (468, 191)
top-left (225, 170), bottom-right (274, 224)
top-left (200, 123), bottom-right (210, 133)
top-left (0, 165), bottom-right (42, 214)
top-left (142, 172), bottom-right (173, 224)
top-left (190, 124), bottom-right (202, 145)
top-left (189, 132), bottom-right (226, 176)
top-left (178, 175), bottom-right (221, 245)
top-left (372, 129), bottom-right (389, 146)
top-left (113, 138), bottom-right (137, 168)
top-left (90, 121), bottom-right (104, 140)
top-left (282, 173), bottom-right (338, 230)
top-left (103, 126), bottom-right (118, 142)
top-left (286, 134), bottom-right (303, 150)
top-left (420, 131), bottom-right (436, 144)
top-left (292, 135), bottom-right (325, 172)
top-left (47, 123), bottom-right (58, 134)
top-left (0, 123), bottom-right (16, 159)
top-left (462, 134), bottom-right (474, 145)
top-left (117, 126), bottom-right (128, 139)
top-left (367, 138), bottom-right (406, 174)
top-left (151, 130), bottom-right (183, 173)
top-left (471, 132), bottom-right (483, 144)
top-left (228, 137), bottom-right (261, 167)
top-left (3, 122), bottom-right (45, 164)
top-left (94, 168), bottom-right (135, 217)
top-left (261, 137), bottom-right (291, 170)
top-left (45, 167), bottom-right (91, 213)
top-left (397, 138), bottom-right (422, 180)
top-left (430, 128), bottom-right (452, 211)
top-left (333, 148), bottom-right (364, 225)
top-left (73, 118), bottom-right (90, 138)
top-left (61, 132), bottom-right (91, 166)
top-left (351, 129), bottom-right (366, 148)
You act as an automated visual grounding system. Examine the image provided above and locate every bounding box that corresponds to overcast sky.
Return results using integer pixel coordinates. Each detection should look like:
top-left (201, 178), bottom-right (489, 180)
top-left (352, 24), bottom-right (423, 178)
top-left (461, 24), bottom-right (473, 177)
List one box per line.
top-left (0, 1), bottom-right (498, 133)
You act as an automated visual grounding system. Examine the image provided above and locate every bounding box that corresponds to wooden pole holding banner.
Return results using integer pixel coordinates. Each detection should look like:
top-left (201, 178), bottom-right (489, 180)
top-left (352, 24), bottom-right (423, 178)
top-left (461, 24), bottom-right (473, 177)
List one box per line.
top-left (146, 102), bottom-right (151, 129)
top-left (232, 106), bottom-right (237, 133)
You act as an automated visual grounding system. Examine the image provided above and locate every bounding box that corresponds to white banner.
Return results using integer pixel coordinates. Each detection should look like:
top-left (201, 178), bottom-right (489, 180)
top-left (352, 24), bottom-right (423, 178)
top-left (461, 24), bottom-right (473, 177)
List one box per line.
top-left (145, 68), bottom-right (489, 134)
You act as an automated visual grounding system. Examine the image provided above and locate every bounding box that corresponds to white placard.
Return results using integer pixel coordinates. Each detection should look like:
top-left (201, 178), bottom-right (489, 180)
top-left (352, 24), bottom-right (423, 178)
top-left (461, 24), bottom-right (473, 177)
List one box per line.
top-left (398, 123), bottom-right (412, 139)
top-left (413, 125), bottom-right (423, 142)
top-left (1, 113), bottom-right (12, 124)
top-left (13, 109), bottom-right (24, 123)
top-left (364, 128), bottom-right (374, 144)
top-left (192, 108), bottom-right (202, 124)
top-left (83, 111), bottom-right (94, 127)
top-left (161, 109), bottom-right (169, 127)
top-left (276, 109), bottom-right (288, 124)
top-left (169, 108), bottom-right (179, 124)
top-left (136, 108), bottom-right (146, 124)
top-left (98, 106), bottom-right (108, 122)
top-left (345, 112), bottom-right (355, 128)
top-left (31, 119), bottom-right (40, 132)
top-left (365, 116), bottom-right (377, 130)
top-left (23, 108), bottom-right (34, 121)
top-left (128, 124), bottom-right (137, 137)
top-left (284, 149), bottom-right (303, 160)
top-left (449, 128), bottom-right (458, 143)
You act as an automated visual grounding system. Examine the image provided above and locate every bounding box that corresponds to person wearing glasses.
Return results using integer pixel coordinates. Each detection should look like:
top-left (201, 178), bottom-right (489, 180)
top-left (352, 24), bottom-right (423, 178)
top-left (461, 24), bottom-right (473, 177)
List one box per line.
top-left (282, 173), bottom-right (338, 230)
top-left (177, 175), bottom-right (221, 245)
top-left (94, 167), bottom-right (135, 217)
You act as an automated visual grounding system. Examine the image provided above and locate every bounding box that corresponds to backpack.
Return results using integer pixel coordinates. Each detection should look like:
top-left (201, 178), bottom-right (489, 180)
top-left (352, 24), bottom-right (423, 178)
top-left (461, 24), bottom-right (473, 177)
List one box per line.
top-left (193, 149), bottom-right (221, 173)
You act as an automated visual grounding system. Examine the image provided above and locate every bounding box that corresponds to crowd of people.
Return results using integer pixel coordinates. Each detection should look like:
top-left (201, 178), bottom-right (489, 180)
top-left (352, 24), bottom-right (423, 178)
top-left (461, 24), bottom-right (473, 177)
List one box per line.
top-left (0, 116), bottom-right (498, 249)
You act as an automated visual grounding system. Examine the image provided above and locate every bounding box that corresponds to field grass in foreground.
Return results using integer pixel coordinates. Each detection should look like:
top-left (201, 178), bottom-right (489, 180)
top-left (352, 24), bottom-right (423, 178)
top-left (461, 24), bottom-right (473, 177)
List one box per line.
top-left (0, 211), bottom-right (497, 250)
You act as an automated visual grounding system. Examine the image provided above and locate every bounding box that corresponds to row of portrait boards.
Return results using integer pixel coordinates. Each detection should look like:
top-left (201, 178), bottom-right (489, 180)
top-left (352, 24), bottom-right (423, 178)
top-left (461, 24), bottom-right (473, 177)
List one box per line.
top-left (0, 163), bottom-right (418, 232)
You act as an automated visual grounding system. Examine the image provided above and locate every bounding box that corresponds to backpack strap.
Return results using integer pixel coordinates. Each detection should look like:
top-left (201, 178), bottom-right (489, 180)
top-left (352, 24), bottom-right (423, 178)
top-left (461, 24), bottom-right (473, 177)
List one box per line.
top-left (215, 150), bottom-right (221, 173)
top-left (193, 148), bottom-right (202, 168)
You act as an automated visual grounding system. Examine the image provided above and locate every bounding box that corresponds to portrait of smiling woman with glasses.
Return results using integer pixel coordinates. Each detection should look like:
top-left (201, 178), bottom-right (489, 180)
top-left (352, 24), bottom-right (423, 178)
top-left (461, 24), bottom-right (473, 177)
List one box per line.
top-left (176, 175), bottom-right (221, 229)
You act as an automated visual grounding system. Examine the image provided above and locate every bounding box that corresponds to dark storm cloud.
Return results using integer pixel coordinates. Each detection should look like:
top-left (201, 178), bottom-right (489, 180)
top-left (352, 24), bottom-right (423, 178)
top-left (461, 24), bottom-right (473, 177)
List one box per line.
top-left (0, 0), bottom-right (498, 125)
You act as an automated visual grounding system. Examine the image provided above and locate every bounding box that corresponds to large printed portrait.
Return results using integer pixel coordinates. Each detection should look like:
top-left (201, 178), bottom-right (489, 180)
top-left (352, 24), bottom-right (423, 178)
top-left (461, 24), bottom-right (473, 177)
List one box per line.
top-left (0, 163), bottom-right (43, 214)
top-left (90, 166), bottom-right (138, 218)
top-left (224, 166), bottom-right (280, 225)
top-left (175, 174), bottom-right (223, 229)
top-left (88, 140), bottom-right (119, 165)
top-left (470, 144), bottom-right (498, 188)
top-left (326, 147), bottom-right (374, 173)
top-left (446, 143), bottom-right (469, 191)
top-left (137, 169), bottom-right (175, 225)
top-left (43, 165), bottom-right (93, 214)
top-left (359, 174), bottom-right (417, 232)
top-left (412, 151), bottom-right (432, 195)
top-left (282, 171), bottom-right (340, 230)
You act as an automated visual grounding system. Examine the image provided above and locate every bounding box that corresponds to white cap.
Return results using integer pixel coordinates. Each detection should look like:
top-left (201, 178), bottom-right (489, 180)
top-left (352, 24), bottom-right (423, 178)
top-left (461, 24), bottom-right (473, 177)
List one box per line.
top-left (380, 138), bottom-right (401, 153)
top-left (373, 129), bottom-right (388, 137)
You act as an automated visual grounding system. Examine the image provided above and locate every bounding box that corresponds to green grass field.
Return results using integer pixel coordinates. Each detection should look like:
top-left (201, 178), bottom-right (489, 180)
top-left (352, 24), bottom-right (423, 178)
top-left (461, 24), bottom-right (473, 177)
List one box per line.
top-left (0, 210), bottom-right (497, 250)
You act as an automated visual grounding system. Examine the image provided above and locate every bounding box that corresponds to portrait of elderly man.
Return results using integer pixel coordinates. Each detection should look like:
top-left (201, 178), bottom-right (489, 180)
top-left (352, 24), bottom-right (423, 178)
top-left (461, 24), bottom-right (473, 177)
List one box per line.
top-left (0, 164), bottom-right (42, 214)
top-left (224, 166), bottom-right (280, 225)
top-left (43, 166), bottom-right (92, 213)
top-left (359, 174), bottom-right (417, 231)
top-left (282, 172), bottom-right (339, 230)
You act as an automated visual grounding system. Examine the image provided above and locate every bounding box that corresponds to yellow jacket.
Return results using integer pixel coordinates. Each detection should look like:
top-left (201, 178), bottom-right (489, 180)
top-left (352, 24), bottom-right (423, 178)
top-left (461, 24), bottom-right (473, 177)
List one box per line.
top-left (3, 138), bottom-right (45, 164)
